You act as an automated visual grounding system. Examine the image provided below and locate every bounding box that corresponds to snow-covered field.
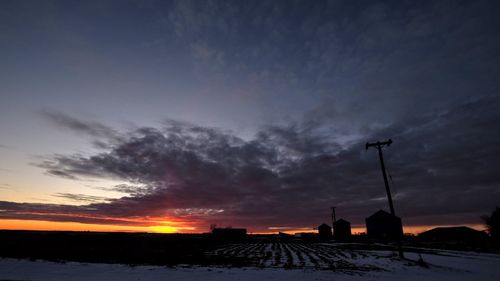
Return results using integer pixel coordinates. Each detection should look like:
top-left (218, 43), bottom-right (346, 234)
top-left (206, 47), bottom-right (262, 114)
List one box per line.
top-left (1, 243), bottom-right (499, 280)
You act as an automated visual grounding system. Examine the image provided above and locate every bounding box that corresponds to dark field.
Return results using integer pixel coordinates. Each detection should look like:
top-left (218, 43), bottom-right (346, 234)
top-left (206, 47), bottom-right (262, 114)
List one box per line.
top-left (1, 230), bottom-right (497, 270)
top-left (0, 230), bottom-right (250, 266)
top-left (0, 230), bottom-right (398, 273)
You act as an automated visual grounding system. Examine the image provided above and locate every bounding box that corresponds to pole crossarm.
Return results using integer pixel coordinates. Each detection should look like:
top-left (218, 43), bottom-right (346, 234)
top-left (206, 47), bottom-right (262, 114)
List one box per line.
top-left (365, 139), bottom-right (392, 150)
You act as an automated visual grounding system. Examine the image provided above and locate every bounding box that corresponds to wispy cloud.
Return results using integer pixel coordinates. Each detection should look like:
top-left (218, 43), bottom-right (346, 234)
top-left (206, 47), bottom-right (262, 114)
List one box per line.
top-left (53, 193), bottom-right (111, 203)
top-left (41, 111), bottom-right (121, 143)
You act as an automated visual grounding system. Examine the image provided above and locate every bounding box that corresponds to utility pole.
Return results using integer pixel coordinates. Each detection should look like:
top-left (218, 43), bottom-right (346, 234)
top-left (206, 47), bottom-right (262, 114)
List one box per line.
top-left (331, 206), bottom-right (337, 238)
top-left (366, 139), bottom-right (404, 258)
top-left (331, 206), bottom-right (336, 227)
top-left (366, 139), bottom-right (395, 215)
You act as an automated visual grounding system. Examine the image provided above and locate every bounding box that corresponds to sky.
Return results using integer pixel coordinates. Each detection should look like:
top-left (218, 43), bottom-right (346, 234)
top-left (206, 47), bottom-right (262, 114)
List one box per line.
top-left (0, 0), bottom-right (499, 234)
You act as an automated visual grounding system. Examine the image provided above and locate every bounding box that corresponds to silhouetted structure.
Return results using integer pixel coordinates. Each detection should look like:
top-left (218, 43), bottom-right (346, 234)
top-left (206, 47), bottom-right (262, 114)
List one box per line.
top-left (333, 219), bottom-right (352, 241)
top-left (419, 226), bottom-right (488, 243)
top-left (365, 210), bottom-right (403, 240)
top-left (294, 232), bottom-right (317, 242)
top-left (482, 207), bottom-right (500, 241)
top-left (318, 223), bottom-right (332, 241)
top-left (278, 232), bottom-right (293, 240)
top-left (211, 227), bottom-right (247, 241)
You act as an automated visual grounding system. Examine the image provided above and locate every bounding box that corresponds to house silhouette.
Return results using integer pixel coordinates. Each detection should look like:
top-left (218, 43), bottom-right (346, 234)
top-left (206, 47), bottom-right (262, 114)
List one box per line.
top-left (419, 226), bottom-right (488, 243)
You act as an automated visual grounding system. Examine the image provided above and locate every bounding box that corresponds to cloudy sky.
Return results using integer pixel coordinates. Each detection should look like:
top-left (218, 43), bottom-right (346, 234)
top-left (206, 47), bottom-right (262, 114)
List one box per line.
top-left (0, 0), bottom-right (499, 233)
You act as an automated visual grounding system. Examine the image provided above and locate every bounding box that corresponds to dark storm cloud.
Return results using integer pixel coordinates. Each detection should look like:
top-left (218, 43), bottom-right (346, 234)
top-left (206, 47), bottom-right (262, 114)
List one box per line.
top-left (3, 95), bottom-right (500, 231)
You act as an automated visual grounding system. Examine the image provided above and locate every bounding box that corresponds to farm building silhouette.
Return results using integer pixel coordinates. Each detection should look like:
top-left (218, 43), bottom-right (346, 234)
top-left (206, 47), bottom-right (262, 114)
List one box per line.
top-left (318, 223), bottom-right (332, 241)
top-left (211, 227), bottom-right (247, 241)
top-left (419, 226), bottom-right (488, 243)
top-left (365, 210), bottom-right (403, 240)
top-left (333, 219), bottom-right (351, 241)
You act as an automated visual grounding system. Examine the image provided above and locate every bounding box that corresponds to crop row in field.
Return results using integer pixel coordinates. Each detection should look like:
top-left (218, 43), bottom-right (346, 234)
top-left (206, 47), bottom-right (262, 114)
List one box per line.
top-left (208, 242), bottom-right (385, 273)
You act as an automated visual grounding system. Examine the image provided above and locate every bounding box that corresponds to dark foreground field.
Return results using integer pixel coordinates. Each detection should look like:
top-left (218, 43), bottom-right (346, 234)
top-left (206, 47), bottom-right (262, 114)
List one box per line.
top-left (2, 230), bottom-right (500, 280)
top-left (0, 230), bottom-right (407, 270)
top-left (0, 230), bottom-right (497, 270)
top-left (0, 230), bottom-right (249, 266)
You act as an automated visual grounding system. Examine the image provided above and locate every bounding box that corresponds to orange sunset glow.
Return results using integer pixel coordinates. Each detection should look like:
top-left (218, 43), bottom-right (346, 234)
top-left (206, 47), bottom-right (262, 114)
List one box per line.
top-left (0, 219), bottom-right (486, 236)
top-left (0, 219), bottom-right (195, 233)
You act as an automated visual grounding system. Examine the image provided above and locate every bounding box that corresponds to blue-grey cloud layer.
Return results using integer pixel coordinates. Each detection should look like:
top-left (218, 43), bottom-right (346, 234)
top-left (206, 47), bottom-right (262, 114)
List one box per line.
top-left (1, 0), bottom-right (499, 133)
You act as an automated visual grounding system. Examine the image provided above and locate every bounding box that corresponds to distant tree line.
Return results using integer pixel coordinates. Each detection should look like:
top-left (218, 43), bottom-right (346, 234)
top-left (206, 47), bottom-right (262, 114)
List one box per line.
top-left (482, 207), bottom-right (500, 241)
